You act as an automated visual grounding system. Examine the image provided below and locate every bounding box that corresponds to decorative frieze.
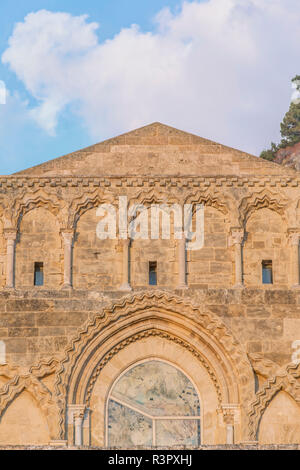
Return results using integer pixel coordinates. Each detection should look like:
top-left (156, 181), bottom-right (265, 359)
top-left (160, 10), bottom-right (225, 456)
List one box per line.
top-left (0, 175), bottom-right (300, 191)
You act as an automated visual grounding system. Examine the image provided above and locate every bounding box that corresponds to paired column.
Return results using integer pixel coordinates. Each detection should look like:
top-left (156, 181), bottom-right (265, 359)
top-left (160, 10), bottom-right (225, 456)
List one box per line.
top-left (288, 231), bottom-right (300, 287)
top-left (177, 233), bottom-right (187, 289)
top-left (4, 229), bottom-right (17, 289)
top-left (120, 239), bottom-right (131, 291)
top-left (229, 228), bottom-right (244, 288)
top-left (61, 230), bottom-right (74, 288)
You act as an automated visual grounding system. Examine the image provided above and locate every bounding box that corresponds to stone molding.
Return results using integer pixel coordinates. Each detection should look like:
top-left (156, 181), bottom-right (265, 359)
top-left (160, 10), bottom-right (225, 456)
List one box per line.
top-left (84, 328), bottom-right (222, 409)
top-left (239, 190), bottom-right (288, 226)
top-left (0, 175), bottom-right (299, 190)
top-left (0, 184), bottom-right (298, 234)
top-left (248, 361), bottom-right (300, 440)
top-left (53, 290), bottom-right (253, 440)
top-left (0, 373), bottom-right (60, 439)
top-left (248, 353), bottom-right (280, 378)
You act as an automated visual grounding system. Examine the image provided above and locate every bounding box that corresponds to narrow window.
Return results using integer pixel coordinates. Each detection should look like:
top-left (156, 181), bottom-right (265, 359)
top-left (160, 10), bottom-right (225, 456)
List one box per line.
top-left (262, 260), bottom-right (273, 284)
top-left (149, 261), bottom-right (157, 286)
top-left (34, 262), bottom-right (44, 286)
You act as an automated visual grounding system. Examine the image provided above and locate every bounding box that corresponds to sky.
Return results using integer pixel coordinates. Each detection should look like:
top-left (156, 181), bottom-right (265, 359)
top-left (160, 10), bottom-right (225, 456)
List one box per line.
top-left (0, 0), bottom-right (299, 174)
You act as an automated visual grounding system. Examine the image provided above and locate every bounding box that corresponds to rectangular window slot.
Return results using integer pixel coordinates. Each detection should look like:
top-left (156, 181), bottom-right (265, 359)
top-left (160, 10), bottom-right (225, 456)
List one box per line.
top-left (34, 262), bottom-right (44, 286)
top-left (149, 261), bottom-right (157, 286)
top-left (262, 260), bottom-right (273, 284)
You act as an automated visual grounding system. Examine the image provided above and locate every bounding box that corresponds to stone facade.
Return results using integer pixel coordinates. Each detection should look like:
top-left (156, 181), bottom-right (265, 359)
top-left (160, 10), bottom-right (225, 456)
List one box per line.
top-left (0, 122), bottom-right (300, 448)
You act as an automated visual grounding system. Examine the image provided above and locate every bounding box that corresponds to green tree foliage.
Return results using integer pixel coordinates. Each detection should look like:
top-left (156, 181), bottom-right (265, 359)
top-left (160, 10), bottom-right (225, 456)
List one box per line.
top-left (260, 76), bottom-right (300, 161)
top-left (260, 142), bottom-right (278, 161)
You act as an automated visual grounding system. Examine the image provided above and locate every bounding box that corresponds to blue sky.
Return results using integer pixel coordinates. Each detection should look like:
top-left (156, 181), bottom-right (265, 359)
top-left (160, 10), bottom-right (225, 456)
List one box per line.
top-left (0, 0), bottom-right (299, 174)
top-left (0, 0), bottom-right (184, 174)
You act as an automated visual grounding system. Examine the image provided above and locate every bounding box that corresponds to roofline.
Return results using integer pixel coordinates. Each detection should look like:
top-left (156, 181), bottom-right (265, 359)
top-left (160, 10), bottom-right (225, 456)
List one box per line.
top-left (12, 121), bottom-right (297, 176)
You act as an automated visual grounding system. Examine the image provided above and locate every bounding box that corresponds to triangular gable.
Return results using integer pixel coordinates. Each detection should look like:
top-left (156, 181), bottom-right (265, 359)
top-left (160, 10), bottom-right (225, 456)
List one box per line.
top-left (14, 122), bottom-right (296, 177)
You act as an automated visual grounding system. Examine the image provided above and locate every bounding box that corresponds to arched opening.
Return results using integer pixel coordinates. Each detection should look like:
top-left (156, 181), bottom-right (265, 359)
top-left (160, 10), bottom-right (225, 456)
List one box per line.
top-left (243, 207), bottom-right (288, 287)
top-left (73, 206), bottom-right (119, 289)
top-left (15, 207), bottom-right (62, 288)
top-left (129, 205), bottom-right (177, 288)
top-left (186, 205), bottom-right (232, 288)
top-left (106, 359), bottom-right (201, 448)
top-left (258, 391), bottom-right (300, 444)
top-left (61, 292), bottom-right (252, 445)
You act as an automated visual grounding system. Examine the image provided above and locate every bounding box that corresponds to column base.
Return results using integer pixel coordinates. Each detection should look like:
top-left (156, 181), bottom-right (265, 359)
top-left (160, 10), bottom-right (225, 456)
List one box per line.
top-left (119, 283), bottom-right (132, 291)
top-left (176, 284), bottom-right (188, 290)
top-left (291, 284), bottom-right (300, 289)
top-left (49, 440), bottom-right (68, 447)
top-left (234, 283), bottom-right (244, 289)
top-left (61, 284), bottom-right (73, 290)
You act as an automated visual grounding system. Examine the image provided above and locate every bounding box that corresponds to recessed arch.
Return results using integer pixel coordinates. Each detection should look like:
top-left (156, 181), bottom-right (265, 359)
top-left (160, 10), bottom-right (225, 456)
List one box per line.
top-left (0, 374), bottom-right (60, 440)
top-left (13, 189), bottom-right (64, 230)
top-left (68, 189), bottom-right (115, 229)
top-left (248, 361), bottom-right (300, 440)
top-left (239, 190), bottom-right (288, 228)
top-left (89, 337), bottom-right (220, 446)
top-left (54, 291), bottom-right (254, 441)
top-left (15, 206), bottom-right (62, 288)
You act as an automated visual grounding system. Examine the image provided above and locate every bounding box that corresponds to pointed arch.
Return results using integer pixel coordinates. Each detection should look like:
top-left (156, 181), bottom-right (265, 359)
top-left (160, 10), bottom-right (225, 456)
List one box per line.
top-left (68, 189), bottom-right (115, 228)
top-left (54, 290), bottom-right (254, 440)
top-left (248, 361), bottom-right (300, 440)
top-left (13, 189), bottom-right (65, 229)
top-left (239, 190), bottom-right (288, 227)
top-left (129, 189), bottom-right (181, 207)
top-left (0, 374), bottom-right (60, 439)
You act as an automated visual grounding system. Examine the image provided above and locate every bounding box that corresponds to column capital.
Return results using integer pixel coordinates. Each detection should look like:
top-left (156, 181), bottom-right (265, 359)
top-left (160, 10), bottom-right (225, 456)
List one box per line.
top-left (288, 228), bottom-right (300, 246)
top-left (229, 227), bottom-right (244, 246)
top-left (68, 404), bottom-right (86, 421)
top-left (4, 229), bottom-right (17, 241)
top-left (220, 403), bottom-right (241, 425)
top-left (60, 229), bottom-right (74, 244)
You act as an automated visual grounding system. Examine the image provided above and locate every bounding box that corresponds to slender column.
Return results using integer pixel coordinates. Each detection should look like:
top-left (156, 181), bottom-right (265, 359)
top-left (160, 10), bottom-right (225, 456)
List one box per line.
top-left (61, 230), bottom-right (74, 288)
top-left (120, 239), bottom-right (131, 291)
top-left (221, 404), bottom-right (240, 445)
top-left (177, 233), bottom-right (187, 289)
top-left (4, 230), bottom-right (17, 288)
top-left (68, 405), bottom-right (86, 446)
top-left (289, 231), bottom-right (300, 287)
top-left (229, 228), bottom-right (244, 288)
top-left (226, 424), bottom-right (234, 445)
top-left (74, 412), bottom-right (84, 446)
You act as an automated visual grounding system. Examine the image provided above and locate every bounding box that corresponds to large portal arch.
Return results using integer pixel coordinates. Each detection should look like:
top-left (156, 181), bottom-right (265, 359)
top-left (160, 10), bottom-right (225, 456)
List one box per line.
top-left (55, 291), bottom-right (255, 445)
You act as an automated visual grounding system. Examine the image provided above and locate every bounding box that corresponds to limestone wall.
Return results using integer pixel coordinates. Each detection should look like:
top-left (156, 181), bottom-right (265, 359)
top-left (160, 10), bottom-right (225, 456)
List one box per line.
top-left (0, 169), bottom-right (299, 446)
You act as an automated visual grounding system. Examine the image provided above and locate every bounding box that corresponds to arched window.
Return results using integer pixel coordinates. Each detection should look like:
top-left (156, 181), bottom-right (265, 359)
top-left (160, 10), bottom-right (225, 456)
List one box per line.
top-left (107, 360), bottom-right (201, 447)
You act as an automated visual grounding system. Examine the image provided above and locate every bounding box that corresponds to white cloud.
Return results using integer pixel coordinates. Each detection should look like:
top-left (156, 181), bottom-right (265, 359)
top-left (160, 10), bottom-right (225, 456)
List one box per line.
top-left (2, 1), bottom-right (300, 154)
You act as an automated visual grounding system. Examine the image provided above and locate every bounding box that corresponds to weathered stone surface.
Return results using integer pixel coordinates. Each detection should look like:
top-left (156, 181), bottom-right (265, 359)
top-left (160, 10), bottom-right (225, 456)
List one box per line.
top-left (0, 123), bottom-right (299, 448)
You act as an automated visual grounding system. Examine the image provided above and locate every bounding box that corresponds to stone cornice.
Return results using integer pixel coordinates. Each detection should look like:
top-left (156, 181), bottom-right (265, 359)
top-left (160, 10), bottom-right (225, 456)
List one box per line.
top-left (0, 175), bottom-right (299, 190)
